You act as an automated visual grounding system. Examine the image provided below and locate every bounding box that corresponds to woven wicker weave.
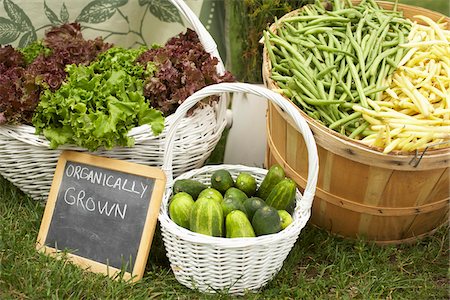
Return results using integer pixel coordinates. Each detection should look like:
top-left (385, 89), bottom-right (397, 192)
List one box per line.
top-left (0, 0), bottom-right (227, 201)
top-left (159, 83), bottom-right (319, 295)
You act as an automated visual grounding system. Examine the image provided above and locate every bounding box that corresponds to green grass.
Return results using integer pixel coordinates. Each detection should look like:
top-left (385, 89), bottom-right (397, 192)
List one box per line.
top-left (0, 175), bottom-right (448, 299)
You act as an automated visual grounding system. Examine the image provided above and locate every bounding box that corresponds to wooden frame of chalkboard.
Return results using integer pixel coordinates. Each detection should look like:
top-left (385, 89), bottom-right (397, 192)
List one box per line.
top-left (36, 150), bottom-right (166, 282)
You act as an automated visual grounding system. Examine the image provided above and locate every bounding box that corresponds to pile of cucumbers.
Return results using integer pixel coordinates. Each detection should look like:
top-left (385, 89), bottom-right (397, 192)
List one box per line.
top-left (168, 164), bottom-right (297, 238)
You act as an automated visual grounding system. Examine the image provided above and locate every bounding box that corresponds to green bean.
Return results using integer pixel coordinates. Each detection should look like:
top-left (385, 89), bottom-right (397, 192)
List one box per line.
top-left (327, 32), bottom-right (342, 51)
top-left (273, 61), bottom-right (291, 74)
top-left (293, 77), bottom-right (320, 100)
top-left (317, 34), bottom-right (331, 66)
top-left (346, 22), bottom-right (368, 86)
top-left (271, 74), bottom-right (289, 83)
top-left (355, 11), bottom-right (366, 44)
top-left (304, 53), bottom-right (313, 69)
top-left (307, 111), bottom-right (321, 120)
top-left (366, 47), bottom-right (398, 77)
top-left (369, 23), bottom-right (391, 63)
top-left (290, 56), bottom-right (316, 80)
top-left (331, 8), bottom-right (363, 19)
top-left (282, 16), bottom-right (322, 23)
top-left (278, 88), bottom-right (293, 98)
top-left (336, 79), bottom-right (355, 102)
top-left (269, 36), bottom-right (306, 64)
top-left (393, 27), bottom-right (405, 65)
top-left (333, 38), bottom-right (351, 65)
top-left (283, 22), bottom-right (299, 36)
top-left (283, 34), bottom-right (316, 48)
top-left (310, 51), bottom-right (326, 70)
top-left (329, 111), bottom-right (362, 130)
top-left (381, 38), bottom-right (400, 48)
top-left (291, 69), bottom-right (318, 97)
top-left (374, 60), bottom-right (388, 101)
top-left (328, 77), bottom-right (338, 101)
top-left (302, 96), bottom-right (345, 106)
top-left (363, 15), bottom-right (393, 60)
top-left (316, 80), bottom-right (328, 100)
top-left (316, 106), bottom-right (336, 125)
top-left (346, 55), bottom-right (368, 107)
top-left (303, 27), bottom-right (334, 35)
top-left (353, 85), bottom-right (388, 100)
top-left (293, 93), bottom-right (313, 111)
top-left (316, 66), bottom-right (336, 80)
top-left (307, 16), bottom-right (350, 27)
top-left (332, 0), bottom-right (341, 10)
top-left (316, 45), bottom-right (357, 60)
top-left (271, 45), bottom-right (283, 58)
top-left (385, 57), bottom-right (397, 69)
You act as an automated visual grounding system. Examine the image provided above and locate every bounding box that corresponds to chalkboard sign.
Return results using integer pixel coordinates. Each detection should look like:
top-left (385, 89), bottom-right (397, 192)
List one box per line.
top-left (36, 151), bottom-right (166, 281)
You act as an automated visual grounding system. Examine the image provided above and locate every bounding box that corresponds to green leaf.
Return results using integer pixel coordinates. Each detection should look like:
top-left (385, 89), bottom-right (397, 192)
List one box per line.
top-left (33, 47), bottom-right (165, 151)
top-left (60, 3), bottom-right (69, 23)
top-left (3, 0), bottom-right (34, 31)
top-left (148, 0), bottom-right (183, 24)
top-left (138, 0), bottom-right (150, 5)
top-left (43, 126), bottom-right (73, 149)
top-left (76, 0), bottom-right (128, 24)
top-left (0, 17), bottom-right (20, 44)
top-left (18, 31), bottom-right (37, 48)
top-left (44, 1), bottom-right (61, 25)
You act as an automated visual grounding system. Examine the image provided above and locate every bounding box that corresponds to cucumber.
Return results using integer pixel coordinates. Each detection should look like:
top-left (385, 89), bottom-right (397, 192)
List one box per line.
top-left (256, 164), bottom-right (285, 200)
top-left (243, 197), bottom-right (266, 220)
top-left (173, 179), bottom-right (207, 200)
top-left (252, 206), bottom-right (282, 236)
top-left (226, 210), bottom-right (255, 238)
top-left (278, 210), bottom-right (293, 230)
top-left (189, 197), bottom-right (223, 237)
top-left (224, 187), bottom-right (248, 203)
top-left (221, 197), bottom-right (247, 217)
top-left (235, 172), bottom-right (257, 197)
top-left (210, 169), bottom-right (234, 194)
top-left (198, 187), bottom-right (223, 203)
top-left (168, 192), bottom-right (194, 229)
top-left (265, 178), bottom-right (296, 211)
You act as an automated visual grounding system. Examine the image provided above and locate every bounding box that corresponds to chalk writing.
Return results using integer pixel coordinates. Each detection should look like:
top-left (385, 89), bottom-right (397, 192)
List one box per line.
top-left (64, 187), bottom-right (128, 219)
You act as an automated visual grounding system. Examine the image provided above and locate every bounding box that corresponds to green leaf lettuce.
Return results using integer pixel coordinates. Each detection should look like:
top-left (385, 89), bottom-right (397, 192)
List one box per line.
top-left (32, 47), bottom-right (164, 151)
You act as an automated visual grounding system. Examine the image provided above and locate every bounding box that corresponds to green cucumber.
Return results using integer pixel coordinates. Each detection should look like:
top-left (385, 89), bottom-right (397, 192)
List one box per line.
top-left (243, 197), bottom-right (266, 220)
top-left (226, 210), bottom-right (255, 238)
top-left (168, 192), bottom-right (194, 229)
top-left (210, 169), bottom-right (234, 194)
top-left (265, 178), bottom-right (296, 211)
top-left (278, 210), bottom-right (293, 230)
top-left (256, 164), bottom-right (285, 200)
top-left (198, 187), bottom-right (223, 203)
top-left (235, 172), bottom-right (257, 197)
top-left (252, 206), bottom-right (282, 236)
top-left (224, 187), bottom-right (248, 203)
top-left (189, 197), bottom-right (223, 237)
top-left (173, 179), bottom-right (207, 200)
top-left (221, 197), bottom-right (247, 217)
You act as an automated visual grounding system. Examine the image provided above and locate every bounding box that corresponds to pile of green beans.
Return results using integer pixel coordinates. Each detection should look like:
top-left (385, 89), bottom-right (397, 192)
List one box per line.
top-left (264, 0), bottom-right (412, 139)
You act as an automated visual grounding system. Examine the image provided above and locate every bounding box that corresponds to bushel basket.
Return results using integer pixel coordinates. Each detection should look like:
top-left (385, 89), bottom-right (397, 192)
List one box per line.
top-left (262, 1), bottom-right (450, 243)
top-left (159, 83), bottom-right (319, 295)
top-left (0, 0), bottom-right (228, 201)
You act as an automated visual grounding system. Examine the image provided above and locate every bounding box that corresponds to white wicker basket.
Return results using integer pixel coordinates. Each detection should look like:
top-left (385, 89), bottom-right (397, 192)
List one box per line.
top-left (0, 0), bottom-right (228, 201)
top-left (159, 83), bottom-right (319, 295)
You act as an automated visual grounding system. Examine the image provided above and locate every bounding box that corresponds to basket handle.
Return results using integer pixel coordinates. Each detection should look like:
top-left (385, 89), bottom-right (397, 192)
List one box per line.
top-left (162, 82), bottom-right (319, 206)
top-left (168, 0), bottom-right (228, 130)
top-left (168, 0), bottom-right (225, 76)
